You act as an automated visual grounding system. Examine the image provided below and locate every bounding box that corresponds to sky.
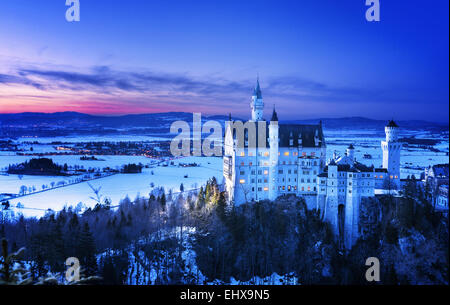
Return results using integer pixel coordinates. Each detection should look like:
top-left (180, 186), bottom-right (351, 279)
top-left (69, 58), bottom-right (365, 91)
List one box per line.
top-left (0, 0), bottom-right (448, 122)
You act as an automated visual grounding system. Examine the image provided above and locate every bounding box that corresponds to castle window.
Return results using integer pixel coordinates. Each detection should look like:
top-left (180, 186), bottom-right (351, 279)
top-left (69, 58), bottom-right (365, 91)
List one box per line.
top-left (251, 170), bottom-right (255, 175)
top-left (288, 185), bottom-right (291, 191)
top-left (314, 186), bottom-right (317, 191)
top-left (240, 171), bottom-right (245, 175)
top-left (288, 170), bottom-right (291, 174)
top-left (302, 152), bottom-right (307, 156)
top-left (264, 187), bottom-right (269, 191)
top-left (258, 179), bottom-right (262, 183)
top-left (279, 170), bottom-right (283, 174)
top-left (284, 152), bottom-right (289, 156)
top-left (249, 162), bottom-right (252, 166)
top-left (264, 170), bottom-right (268, 175)
top-left (374, 175), bottom-right (377, 178)
top-left (307, 186), bottom-right (311, 191)
top-left (240, 152), bottom-right (245, 157)
top-left (282, 186), bottom-right (285, 190)
top-left (301, 187), bottom-right (304, 191)
top-left (379, 175), bottom-right (383, 179)
top-left (390, 175), bottom-right (394, 179)
top-left (249, 152), bottom-right (253, 156)
top-left (251, 179), bottom-right (255, 183)
top-left (252, 187), bottom-right (255, 191)
top-left (264, 152), bottom-right (269, 157)
top-left (294, 170), bottom-right (298, 174)
top-left (264, 179), bottom-right (268, 183)
top-left (349, 190), bottom-right (352, 193)
top-left (258, 187), bottom-right (262, 191)
top-left (258, 170), bottom-right (262, 175)
top-left (240, 162), bottom-right (244, 166)
top-left (239, 179), bottom-right (245, 184)
top-left (293, 152), bottom-right (298, 156)
top-left (314, 161), bottom-right (317, 166)
top-left (311, 152), bottom-right (315, 156)
top-left (395, 175), bottom-right (398, 179)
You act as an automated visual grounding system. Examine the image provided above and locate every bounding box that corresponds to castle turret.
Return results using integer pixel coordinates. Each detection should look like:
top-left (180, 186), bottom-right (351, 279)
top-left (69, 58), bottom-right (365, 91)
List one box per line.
top-left (381, 120), bottom-right (401, 187)
top-left (251, 77), bottom-right (264, 121)
top-left (346, 144), bottom-right (355, 163)
top-left (268, 107), bottom-right (279, 201)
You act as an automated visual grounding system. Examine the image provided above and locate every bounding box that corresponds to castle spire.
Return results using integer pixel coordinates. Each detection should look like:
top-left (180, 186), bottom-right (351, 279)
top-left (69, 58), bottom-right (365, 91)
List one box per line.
top-left (271, 104), bottom-right (278, 121)
top-left (253, 76), bottom-right (262, 99)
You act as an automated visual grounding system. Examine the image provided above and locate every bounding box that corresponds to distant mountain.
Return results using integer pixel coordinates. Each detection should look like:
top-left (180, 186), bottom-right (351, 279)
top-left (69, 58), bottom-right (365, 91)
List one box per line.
top-left (282, 116), bottom-right (448, 131)
top-left (0, 112), bottom-right (447, 138)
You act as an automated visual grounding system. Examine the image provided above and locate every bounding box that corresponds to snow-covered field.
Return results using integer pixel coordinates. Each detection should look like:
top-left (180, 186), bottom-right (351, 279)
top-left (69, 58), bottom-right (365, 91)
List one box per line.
top-left (1, 127), bottom-right (448, 218)
top-left (324, 128), bottom-right (449, 179)
top-left (1, 156), bottom-right (222, 218)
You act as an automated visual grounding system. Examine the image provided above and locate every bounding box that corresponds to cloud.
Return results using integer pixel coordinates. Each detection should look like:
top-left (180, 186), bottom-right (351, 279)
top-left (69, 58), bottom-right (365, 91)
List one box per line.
top-left (1, 64), bottom-right (414, 119)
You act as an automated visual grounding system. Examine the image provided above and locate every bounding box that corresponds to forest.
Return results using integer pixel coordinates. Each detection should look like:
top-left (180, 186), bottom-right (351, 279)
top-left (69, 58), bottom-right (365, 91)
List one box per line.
top-left (0, 177), bottom-right (448, 285)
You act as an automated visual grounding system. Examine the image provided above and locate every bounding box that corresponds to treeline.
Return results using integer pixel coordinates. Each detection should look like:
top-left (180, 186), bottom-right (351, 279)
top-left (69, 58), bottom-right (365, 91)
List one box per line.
top-left (7, 158), bottom-right (67, 175)
top-left (121, 163), bottom-right (143, 173)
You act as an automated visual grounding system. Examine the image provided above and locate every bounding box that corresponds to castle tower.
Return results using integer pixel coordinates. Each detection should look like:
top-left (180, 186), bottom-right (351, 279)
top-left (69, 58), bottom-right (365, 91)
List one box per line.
top-left (381, 120), bottom-right (401, 186)
top-left (251, 77), bottom-right (264, 121)
top-left (269, 107), bottom-right (279, 201)
top-left (346, 144), bottom-right (355, 162)
top-left (324, 161), bottom-right (338, 232)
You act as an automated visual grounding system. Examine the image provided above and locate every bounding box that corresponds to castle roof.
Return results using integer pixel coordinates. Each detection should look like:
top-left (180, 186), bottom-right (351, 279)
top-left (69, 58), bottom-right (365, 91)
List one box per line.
top-left (386, 120), bottom-right (399, 128)
top-left (230, 122), bottom-right (325, 148)
top-left (322, 161), bottom-right (373, 174)
top-left (278, 124), bottom-right (325, 148)
top-left (270, 107), bottom-right (278, 122)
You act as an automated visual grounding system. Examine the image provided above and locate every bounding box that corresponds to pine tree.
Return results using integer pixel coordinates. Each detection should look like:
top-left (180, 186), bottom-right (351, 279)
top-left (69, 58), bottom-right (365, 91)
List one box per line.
top-left (78, 222), bottom-right (98, 277)
top-left (160, 193), bottom-right (166, 211)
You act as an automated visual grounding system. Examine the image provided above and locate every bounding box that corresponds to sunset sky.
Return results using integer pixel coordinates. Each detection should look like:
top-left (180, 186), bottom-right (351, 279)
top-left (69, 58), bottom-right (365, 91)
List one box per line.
top-left (0, 0), bottom-right (448, 122)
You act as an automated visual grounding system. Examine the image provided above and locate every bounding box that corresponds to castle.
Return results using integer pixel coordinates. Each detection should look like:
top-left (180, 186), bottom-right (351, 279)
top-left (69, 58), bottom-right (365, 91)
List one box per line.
top-left (223, 79), bottom-right (401, 249)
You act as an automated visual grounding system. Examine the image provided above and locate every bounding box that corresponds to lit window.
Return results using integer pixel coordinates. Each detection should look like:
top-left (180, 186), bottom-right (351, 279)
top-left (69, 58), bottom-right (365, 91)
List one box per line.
top-left (264, 152), bottom-right (269, 157)
top-left (293, 152), bottom-right (298, 156)
top-left (302, 152), bottom-right (307, 156)
top-left (264, 170), bottom-right (268, 175)
top-left (239, 179), bottom-right (245, 184)
top-left (395, 175), bottom-right (398, 179)
top-left (374, 175), bottom-right (377, 178)
top-left (263, 187), bottom-right (269, 191)
top-left (390, 175), bottom-right (393, 179)
top-left (311, 152), bottom-right (315, 156)
top-left (284, 152), bottom-right (289, 156)
top-left (307, 186), bottom-right (311, 191)
top-left (379, 175), bottom-right (383, 179)
top-left (240, 152), bottom-right (245, 157)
